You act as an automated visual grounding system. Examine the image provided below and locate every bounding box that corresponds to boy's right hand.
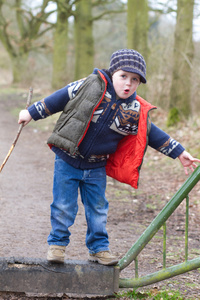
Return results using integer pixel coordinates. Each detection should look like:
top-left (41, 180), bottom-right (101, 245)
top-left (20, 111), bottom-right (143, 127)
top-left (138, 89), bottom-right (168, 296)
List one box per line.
top-left (18, 109), bottom-right (32, 126)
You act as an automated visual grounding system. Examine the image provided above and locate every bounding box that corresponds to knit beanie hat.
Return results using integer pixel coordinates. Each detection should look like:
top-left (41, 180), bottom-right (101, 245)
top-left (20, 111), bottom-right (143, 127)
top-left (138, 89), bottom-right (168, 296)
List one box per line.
top-left (109, 49), bottom-right (147, 83)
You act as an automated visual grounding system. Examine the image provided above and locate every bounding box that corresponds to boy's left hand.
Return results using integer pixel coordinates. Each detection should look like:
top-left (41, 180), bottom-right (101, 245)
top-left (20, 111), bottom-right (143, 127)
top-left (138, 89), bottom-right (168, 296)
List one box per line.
top-left (178, 150), bottom-right (200, 175)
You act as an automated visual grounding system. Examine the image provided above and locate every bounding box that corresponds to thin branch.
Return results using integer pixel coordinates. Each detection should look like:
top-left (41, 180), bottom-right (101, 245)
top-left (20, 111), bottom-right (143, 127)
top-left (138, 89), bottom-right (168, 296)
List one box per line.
top-left (92, 8), bottom-right (125, 22)
top-left (92, 0), bottom-right (117, 7)
top-left (0, 88), bottom-right (33, 173)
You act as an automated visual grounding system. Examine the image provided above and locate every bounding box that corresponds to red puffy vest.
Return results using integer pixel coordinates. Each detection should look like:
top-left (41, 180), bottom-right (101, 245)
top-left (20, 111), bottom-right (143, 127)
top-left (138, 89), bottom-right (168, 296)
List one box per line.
top-left (106, 95), bottom-right (156, 189)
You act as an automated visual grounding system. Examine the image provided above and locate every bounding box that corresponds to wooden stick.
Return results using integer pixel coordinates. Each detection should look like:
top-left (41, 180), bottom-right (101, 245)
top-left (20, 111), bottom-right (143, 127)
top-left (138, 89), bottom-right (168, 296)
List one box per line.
top-left (0, 87), bottom-right (33, 173)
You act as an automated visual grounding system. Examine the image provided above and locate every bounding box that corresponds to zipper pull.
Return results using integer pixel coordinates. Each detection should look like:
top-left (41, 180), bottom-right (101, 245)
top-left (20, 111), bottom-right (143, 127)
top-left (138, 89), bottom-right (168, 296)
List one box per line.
top-left (111, 103), bottom-right (116, 110)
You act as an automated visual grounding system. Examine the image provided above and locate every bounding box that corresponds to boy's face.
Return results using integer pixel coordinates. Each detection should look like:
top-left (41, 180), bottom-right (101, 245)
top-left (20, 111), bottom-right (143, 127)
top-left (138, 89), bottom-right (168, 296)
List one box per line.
top-left (112, 70), bottom-right (140, 99)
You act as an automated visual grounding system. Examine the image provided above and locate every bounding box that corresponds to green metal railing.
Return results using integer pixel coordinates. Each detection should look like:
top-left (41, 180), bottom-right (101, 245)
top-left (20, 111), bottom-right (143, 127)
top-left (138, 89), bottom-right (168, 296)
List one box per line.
top-left (118, 165), bottom-right (200, 288)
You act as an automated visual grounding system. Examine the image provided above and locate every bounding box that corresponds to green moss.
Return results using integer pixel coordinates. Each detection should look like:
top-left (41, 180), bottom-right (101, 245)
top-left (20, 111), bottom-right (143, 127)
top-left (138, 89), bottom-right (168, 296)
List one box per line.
top-left (116, 288), bottom-right (190, 299)
top-left (167, 107), bottom-right (180, 127)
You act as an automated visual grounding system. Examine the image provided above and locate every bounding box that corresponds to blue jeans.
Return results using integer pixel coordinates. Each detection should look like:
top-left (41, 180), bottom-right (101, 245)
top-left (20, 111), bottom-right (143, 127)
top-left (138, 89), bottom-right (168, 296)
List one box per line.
top-left (47, 155), bottom-right (109, 254)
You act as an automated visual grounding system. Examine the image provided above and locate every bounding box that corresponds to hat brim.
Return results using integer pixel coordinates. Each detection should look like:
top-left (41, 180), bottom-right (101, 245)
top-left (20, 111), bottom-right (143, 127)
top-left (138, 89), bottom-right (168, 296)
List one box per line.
top-left (121, 67), bottom-right (146, 84)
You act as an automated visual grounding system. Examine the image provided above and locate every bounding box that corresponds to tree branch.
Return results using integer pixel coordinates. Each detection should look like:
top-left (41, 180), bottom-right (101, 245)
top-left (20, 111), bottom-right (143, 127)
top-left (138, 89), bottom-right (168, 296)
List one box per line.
top-left (92, 8), bottom-right (125, 21)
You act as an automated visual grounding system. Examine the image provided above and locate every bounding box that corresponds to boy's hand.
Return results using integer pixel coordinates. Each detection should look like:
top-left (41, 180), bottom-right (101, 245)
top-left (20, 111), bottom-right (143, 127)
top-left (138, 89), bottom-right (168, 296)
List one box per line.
top-left (18, 109), bottom-right (32, 126)
top-left (178, 150), bottom-right (200, 175)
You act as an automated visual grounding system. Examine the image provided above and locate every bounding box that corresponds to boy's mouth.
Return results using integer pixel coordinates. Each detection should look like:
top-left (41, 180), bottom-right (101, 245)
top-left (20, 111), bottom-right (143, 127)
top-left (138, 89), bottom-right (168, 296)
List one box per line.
top-left (124, 89), bottom-right (130, 94)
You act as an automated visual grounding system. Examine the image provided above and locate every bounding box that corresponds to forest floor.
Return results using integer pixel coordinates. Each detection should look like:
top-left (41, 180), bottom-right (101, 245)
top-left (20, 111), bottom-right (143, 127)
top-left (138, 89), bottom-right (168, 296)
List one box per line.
top-left (0, 88), bottom-right (200, 300)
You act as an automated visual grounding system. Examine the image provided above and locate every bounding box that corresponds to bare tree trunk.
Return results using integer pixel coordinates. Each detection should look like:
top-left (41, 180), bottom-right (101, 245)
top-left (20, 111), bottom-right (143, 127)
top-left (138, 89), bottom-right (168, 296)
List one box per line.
top-left (74, 0), bottom-right (94, 79)
top-left (127, 0), bottom-right (148, 57)
top-left (10, 54), bottom-right (30, 83)
top-left (127, 0), bottom-right (149, 97)
top-left (168, 0), bottom-right (194, 125)
top-left (51, 0), bottom-right (69, 89)
top-left (0, 0), bottom-right (54, 84)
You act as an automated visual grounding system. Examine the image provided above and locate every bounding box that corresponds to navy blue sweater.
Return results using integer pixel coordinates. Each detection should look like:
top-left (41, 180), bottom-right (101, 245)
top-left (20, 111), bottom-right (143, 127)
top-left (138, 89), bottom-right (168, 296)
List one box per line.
top-left (28, 68), bottom-right (184, 169)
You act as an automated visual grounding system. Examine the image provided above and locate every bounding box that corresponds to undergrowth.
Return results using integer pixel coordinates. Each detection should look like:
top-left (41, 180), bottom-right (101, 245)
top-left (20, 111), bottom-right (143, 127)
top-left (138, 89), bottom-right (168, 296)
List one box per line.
top-left (116, 288), bottom-right (192, 299)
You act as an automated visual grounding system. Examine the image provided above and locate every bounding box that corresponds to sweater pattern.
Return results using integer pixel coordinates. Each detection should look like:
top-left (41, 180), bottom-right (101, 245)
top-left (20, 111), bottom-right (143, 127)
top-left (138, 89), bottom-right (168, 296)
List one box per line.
top-left (28, 68), bottom-right (185, 171)
top-left (157, 137), bottom-right (179, 156)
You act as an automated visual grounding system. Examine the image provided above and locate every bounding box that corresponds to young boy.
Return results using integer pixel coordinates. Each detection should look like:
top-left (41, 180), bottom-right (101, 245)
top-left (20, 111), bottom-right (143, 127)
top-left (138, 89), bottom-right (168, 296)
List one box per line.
top-left (18, 49), bottom-right (200, 266)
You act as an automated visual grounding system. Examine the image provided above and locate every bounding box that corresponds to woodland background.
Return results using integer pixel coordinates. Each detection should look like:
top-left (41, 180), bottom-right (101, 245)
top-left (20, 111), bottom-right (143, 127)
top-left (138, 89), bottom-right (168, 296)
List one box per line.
top-left (0, 0), bottom-right (200, 125)
top-left (0, 2), bottom-right (200, 299)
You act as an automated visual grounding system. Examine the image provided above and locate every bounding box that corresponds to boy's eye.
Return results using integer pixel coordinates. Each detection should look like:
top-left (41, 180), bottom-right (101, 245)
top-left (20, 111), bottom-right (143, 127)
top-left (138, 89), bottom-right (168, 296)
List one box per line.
top-left (133, 77), bottom-right (140, 83)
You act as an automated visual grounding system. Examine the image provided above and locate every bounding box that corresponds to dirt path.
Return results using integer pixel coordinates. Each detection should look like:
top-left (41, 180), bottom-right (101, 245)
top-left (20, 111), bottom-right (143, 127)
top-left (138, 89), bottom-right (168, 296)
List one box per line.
top-left (0, 91), bottom-right (200, 299)
top-left (0, 93), bottom-right (90, 262)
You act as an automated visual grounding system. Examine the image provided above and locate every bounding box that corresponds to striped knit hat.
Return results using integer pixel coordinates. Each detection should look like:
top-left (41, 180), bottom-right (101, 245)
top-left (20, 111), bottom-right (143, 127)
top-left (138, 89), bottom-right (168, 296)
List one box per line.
top-left (109, 49), bottom-right (147, 83)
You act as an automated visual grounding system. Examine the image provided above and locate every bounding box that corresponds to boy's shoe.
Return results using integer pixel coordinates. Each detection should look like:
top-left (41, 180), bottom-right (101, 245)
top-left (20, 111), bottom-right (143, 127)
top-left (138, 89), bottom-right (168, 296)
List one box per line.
top-left (47, 245), bottom-right (66, 263)
top-left (88, 251), bottom-right (118, 266)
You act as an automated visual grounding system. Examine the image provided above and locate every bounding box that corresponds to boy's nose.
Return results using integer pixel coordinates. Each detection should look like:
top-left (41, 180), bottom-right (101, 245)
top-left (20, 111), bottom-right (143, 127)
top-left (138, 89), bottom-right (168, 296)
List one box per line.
top-left (126, 79), bottom-right (131, 86)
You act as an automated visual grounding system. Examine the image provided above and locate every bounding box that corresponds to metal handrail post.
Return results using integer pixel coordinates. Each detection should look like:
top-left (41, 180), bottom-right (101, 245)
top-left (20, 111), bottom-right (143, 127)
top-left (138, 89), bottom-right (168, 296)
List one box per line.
top-left (119, 256), bottom-right (200, 288)
top-left (185, 195), bottom-right (189, 261)
top-left (118, 166), bottom-right (200, 271)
